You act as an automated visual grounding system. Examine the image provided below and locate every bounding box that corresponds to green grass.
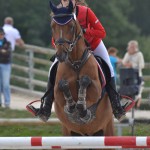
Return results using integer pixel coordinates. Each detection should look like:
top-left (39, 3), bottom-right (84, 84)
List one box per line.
top-left (0, 108), bottom-right (61, 136)
top-left (0, 108), bottom-right (56, 118)
top-left (0, 108), bottom-right (31, 118)
top-left (0, 108), bottom-right (150, 136)
top-left (0, 124), bottom-right (61, 136)
top-left (121, 123), bottom-right (150, 136)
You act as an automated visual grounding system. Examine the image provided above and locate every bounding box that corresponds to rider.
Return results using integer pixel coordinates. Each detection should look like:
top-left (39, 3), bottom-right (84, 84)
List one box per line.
top-left (29, 0), bottom-right (126, 121)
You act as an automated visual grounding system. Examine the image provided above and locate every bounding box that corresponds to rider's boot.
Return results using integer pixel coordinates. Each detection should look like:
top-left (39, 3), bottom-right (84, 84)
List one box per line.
top-left (27, 58), bottom-right (58, 122)
top-left (27, 78), bottom-right (54, 122)
top-left (106, 77), bottom-right (126, 121)
top-left (37, 79), bottom-right (54, 122)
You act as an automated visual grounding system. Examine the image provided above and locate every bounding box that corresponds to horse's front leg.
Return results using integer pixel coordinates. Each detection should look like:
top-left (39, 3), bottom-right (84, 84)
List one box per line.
top-left (58, 79), bottom-right (76, 114)
top-left (76, 75), bottom-right (92, 123)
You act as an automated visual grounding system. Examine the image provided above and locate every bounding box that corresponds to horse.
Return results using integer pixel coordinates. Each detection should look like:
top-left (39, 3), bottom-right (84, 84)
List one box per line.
top-left (50, 0), bottom-right (114, 142)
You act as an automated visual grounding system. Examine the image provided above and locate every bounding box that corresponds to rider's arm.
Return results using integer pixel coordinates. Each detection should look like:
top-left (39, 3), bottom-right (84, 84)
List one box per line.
top-left (84, 8), bottom-right (106, 39)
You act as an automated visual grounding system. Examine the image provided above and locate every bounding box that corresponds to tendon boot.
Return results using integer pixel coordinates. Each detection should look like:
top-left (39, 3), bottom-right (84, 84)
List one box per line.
top-left (106, 77), bottom-right (126, 121)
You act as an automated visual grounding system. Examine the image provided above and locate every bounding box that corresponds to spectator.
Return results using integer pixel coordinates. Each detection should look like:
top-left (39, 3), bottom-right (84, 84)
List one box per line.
top-left (3, 17), bottom-right (24, 51)
top-left (0, 27), bottom-right (11, 108)
top-left (108, 47), bottom-right (122, 82)
top-left (122, 40), bottom-right (145, 108)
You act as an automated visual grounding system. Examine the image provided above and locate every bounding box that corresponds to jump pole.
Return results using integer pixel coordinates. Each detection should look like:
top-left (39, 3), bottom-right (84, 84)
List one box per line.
top-left (0, 136), bottom-right (150, 149)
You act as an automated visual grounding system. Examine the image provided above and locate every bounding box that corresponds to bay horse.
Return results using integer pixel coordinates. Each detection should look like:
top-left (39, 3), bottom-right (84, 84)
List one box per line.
top-left (50, 0), bottom-right (114, 141)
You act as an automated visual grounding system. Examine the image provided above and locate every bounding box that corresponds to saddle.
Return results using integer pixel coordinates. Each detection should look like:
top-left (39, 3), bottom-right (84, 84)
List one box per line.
top-left (94, 55), bottom-right (111, 87)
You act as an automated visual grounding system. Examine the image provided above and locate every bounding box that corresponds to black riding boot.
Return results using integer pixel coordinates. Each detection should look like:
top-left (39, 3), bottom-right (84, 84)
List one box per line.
top-left (37, 79), bottom-right (54, 122)
top-left (37, 58), bottom-right (58, 122)
top-left (106, 77), bottom-right (126, 121)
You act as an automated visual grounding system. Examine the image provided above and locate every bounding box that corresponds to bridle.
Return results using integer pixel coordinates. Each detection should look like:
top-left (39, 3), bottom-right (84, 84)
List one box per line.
top-left (52, 13), bottom-right (91, 74)
top-left (52, 13), bottom-right (83, 53)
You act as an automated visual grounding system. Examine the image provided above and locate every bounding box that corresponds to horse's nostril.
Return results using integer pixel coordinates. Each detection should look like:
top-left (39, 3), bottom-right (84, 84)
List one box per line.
top-left (56, 52), bottom-right (67, 62)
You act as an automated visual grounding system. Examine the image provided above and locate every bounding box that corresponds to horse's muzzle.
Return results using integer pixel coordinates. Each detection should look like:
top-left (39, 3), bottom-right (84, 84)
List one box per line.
top-left (56, 51), bottom-right (67, 62)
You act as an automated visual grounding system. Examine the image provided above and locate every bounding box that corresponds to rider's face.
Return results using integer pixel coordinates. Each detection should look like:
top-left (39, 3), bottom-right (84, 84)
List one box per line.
top-left (61, 0), bottom-right (76, 8)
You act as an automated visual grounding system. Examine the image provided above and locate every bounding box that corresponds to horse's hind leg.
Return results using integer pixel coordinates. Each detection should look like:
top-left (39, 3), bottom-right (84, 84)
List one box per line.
top-left (76, 75), bottom-right (92, 123)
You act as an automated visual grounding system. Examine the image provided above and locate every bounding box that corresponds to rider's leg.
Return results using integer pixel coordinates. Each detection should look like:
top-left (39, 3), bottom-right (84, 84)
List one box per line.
top-left (37, 58), bottom-right (58, 121)
top-left (93, 41), bottom-right (125, 121)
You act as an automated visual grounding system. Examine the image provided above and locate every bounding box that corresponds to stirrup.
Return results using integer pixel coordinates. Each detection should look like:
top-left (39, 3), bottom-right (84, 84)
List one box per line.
top-left (120, 95), bottom-right (135, 112)
top-left (26, 100), bottom-right (41, 116)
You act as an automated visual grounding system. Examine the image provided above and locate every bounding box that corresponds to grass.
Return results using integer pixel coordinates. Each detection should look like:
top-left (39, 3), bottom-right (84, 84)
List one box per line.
top-left (0, 124), bottom-right (61, 136)
top-left (0, 108), bottom-right (61, 136)
top-left (0, 108), bottom-right (56, 118)
top-left (0, 108), bottom-right (31, 118)
top-left (121, 123), bottom-right (150, 136)
top-left (0, 108), bottom-right (150, 136)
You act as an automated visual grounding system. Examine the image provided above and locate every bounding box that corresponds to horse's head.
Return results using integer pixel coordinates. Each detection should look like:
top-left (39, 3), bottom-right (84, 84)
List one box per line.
top-left (50, 0), bottom-right (83, 62)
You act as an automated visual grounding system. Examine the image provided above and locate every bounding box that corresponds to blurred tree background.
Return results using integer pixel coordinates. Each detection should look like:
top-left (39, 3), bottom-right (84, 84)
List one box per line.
top-left (0, 0), bottom-right (150, 61)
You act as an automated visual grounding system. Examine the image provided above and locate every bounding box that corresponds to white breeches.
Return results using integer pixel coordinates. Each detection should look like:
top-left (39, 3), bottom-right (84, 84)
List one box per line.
top-left (93, 41), bottom-right (114, 77)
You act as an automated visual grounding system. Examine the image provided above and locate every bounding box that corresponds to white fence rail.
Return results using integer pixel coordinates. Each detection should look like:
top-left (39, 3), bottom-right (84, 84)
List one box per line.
top-left (11, 44), bottom-right (150, 95)
top-left (0, 136), bottom-right (150, 149)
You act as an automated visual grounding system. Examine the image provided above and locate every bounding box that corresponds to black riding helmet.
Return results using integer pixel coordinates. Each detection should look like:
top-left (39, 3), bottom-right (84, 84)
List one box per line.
top-left (50, 0), bottom-right (75, 25)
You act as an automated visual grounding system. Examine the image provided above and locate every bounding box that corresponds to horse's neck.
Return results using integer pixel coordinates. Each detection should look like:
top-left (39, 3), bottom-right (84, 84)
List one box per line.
top-left (70, 37), bottom-right (87, 61)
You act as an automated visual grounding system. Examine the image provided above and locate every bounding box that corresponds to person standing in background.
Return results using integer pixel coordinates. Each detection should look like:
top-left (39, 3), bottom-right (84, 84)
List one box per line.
top-left (0, 27), bottom-right (11, 108)
top-left (108, 47), bottom-right (122, 83)
top-left (1, 17), bottom-right (24, 108)
top-left (122, 40), bottom-right (145, 108)
top-left (3, 17), bottom-right (24, 51)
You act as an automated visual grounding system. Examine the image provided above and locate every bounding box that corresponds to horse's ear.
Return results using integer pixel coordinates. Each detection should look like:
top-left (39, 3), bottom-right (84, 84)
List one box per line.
top-left (49, 0), bottom-right (58, 14)
top-left (68, 0), bottom-right (74, 13)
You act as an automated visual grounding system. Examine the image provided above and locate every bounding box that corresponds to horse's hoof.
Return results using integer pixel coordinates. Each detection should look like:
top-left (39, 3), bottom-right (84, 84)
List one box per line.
top-left (79, 75), bottom-right (91, 88)
top-left (64, 105), bottom-right (76, 114)
top-left (64, 106), bottom-right (77, 123)
top-left (76, 101), bottom-right (86, 111)
top-left (80, 109), bottom-right (92, 123)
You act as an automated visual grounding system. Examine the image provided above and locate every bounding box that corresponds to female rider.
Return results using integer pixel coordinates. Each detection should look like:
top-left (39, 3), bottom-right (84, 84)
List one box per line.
top-left (31, 0), bottom-right (126, 122)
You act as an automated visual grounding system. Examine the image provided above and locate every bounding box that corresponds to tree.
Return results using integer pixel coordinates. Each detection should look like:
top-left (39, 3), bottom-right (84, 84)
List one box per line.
top-left (0, 0), bottom-right (149, 53)
top-left (129, 0), bottom-right (150, 36)
top-left (0, 0), bottom-right (51, 46)
top-left (86, 0), bottom-right (140, 51)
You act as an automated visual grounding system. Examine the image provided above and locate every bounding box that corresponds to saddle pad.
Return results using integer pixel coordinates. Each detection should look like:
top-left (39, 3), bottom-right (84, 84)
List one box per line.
top-left (95, 59), bottom-right (106, 89)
